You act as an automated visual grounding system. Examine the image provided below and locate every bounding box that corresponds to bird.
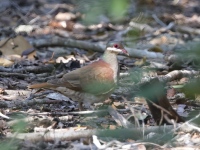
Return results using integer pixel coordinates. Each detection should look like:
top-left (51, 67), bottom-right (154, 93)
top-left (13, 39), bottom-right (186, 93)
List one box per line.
top-left (29, 42), bottom-right (129, 109)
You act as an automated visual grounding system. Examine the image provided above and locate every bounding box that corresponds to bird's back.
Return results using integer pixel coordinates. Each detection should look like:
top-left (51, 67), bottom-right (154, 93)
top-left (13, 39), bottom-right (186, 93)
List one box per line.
top-left (48, 60), bottom-right (117, 95)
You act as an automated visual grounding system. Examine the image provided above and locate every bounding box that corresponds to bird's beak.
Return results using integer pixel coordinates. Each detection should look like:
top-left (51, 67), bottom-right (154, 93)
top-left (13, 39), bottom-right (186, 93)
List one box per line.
top-left (121, 49), bottom-right (129, 56)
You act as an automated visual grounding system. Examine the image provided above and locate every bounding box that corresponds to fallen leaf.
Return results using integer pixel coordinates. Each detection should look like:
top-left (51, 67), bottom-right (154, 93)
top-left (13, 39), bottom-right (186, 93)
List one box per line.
top-left (50, 20), bottom-right (75, 31)
top-left (55, 12), bottom-right (76, 21)
top-left (21, 47), bottom-right (36, 60)
top-left (0, 35), bottom-right (34, 56)
top-left (109, 125), bottom-right (116, 130)
top-left (148, 46), bottom-right (163, 53)
top-left (179, 77), bottom-right (189, 84)
top-left (15, 25), bottom-right (38, 34)
top-left (0, 57), bottom-right (13, 67)
top-left (56, 55), bottom-right (75, 63)
top-left (167, 88), bottom-right (176, 98)
top-left (0, 55), bottom-right (22, 67)
top-left (134, 57), bottom-right (146, 66)
top-left (195, 94), bottom-right (200, 102)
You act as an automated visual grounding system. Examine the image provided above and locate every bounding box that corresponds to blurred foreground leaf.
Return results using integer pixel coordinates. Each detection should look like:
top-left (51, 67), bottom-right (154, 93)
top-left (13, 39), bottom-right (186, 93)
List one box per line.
top-left (78, 0), bottom-right (129, 24)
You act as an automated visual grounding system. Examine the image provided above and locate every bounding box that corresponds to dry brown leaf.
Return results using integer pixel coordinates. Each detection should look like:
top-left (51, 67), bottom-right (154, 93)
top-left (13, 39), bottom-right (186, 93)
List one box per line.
top-left (6, 54), bottom-right (21, 61)
top-left (137, 144), bottom-right (146, 150)
top-left (55, 12), bottom-right (76, 21)
top-left (21, 48), bottom-right (36, 60)
top-left (2, 90), bottom-right (31, 101)
top-left (113, 101), bottom-right (124, 108)
top-left (0, 54), bottom-right (22, 67)
top-left (0, 35), bottom-right (34, 56)
top-left (109, 125), bottom-right (117, 130)
top-left (0, 120), bottom-right (7, 129)
top-left (73, 126), bottom-right (87, 131)
top-left (134, 57), bottom-right (146, 66)
top-left (149, 35), bottom-right (168, 45)
top-left (50, 20), bottom-right (75, 31)
top-left (195, 95), bottom-right (200, 102)
top-left (167, 88), bottom-right (176, 98)
top-left (134, 97), bottom-right (147, 104)
top-left (27, 51), bottom-right (36, 60)
top-left (179, 77), bottom-right (189, 84)
top-left (0, 57), bottom-right (14, 67)
top-left (0, 88), bottom-right (5, 94)
top-left (148, 46), bottom-right (163, 53)
top-left (126, 139), bottom-right (135, 142)
top-left (101, 124), bottom-right (109, 129)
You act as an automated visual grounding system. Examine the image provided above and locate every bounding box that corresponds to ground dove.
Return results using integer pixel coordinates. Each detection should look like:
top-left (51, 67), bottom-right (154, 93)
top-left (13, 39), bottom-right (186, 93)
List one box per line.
top-left (29, 42), bottom-right (129, 109)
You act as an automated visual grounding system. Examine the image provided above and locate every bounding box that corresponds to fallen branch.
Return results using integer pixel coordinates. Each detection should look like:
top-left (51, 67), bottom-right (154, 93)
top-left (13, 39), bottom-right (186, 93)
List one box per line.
top-left (7, 125), bottom-right (174, 142)
top-left (120, 70), bottom-right (200, 89)
top-left (32, 37), bottom-right (104, 53)
top-left (176, 26), bottom-right (200, 35)
top-left (32, 37), bottom-right (164, 59)
top-left (26, 110), bottom-right (108, 116)
top-left (0, 64), bottom-right (54, 73)
top-left (161, 70), bottom-right (199, 82)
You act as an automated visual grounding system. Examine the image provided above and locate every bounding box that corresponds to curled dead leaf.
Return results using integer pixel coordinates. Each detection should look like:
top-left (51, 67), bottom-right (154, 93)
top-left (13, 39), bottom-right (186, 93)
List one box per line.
top-left (0, 57), bottom-right (14, 67)
top-left (50, 20), bottom-right (75, 31)
top-left (56, 55), bottom-right (76, 63)
top-left (55, 12), bottom-right (76, 21)
top-left (6, 54), bottom-right (21, 61)
top-left (0, 54), bottom-right (23, 67)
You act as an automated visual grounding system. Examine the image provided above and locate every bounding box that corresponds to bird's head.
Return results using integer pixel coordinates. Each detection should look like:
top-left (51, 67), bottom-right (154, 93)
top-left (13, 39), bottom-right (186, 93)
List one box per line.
top-left (106, 42), bottom-right (129, 56)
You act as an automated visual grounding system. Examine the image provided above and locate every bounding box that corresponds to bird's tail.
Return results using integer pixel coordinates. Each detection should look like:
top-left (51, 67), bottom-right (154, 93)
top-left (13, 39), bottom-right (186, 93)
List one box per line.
top-left (28, 82), bottom-right (55, 89)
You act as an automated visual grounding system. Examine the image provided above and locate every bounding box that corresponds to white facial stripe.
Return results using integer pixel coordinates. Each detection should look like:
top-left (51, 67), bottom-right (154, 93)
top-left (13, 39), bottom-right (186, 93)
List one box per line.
top-left (106, 47), bottom-right (122, 53)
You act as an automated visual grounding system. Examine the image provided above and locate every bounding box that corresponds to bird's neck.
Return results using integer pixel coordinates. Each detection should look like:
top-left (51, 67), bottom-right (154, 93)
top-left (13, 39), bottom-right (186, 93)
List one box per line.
top-left (102, 51), bottom-right (119, 82)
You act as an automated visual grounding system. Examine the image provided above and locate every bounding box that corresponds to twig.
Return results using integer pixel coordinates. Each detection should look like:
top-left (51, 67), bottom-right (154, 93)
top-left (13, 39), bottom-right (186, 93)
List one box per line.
top-left (122, 97), bottom-right (141, 127)
top-left (10, 2), bottom-right (29, 24)
top-left (0, 72), bottom-right (28, 78)
top-left (129, 21), bottom-right (154, 32)
top-left (108, 105), bottom-right (134, 128)
top-left (147, 99), bottom-right (173, 116)
top-left (32, 37), bottom-right (104, 53)
top-left (27, 110), bottom-right (108, 116)
top-left (0, 64), bottom-right (54, 73)
top-left (0, 99), bottom-right (63, 109)
top-left (0, 36), bottom-right (15, 48)
top-left (0, 112), bottom-right (10, 119)
top-left (152, 14), bottom-right (167, 27)
top-left (25, 90), bottom-right (53, 101)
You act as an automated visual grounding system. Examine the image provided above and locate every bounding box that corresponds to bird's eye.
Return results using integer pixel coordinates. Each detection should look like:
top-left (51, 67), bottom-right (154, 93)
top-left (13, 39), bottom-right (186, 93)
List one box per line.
top-left (114, 44), bottom-right (118, 48)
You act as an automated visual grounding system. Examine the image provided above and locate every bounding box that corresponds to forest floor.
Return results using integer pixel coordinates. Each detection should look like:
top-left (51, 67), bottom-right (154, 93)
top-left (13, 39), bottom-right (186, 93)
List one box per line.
top-left (0, 0), bottom-right (200, 149)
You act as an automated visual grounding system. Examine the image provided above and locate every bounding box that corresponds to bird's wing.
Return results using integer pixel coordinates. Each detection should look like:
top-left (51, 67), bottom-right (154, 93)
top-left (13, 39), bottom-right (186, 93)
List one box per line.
top-left (48, 68), bottom-right (83, 91)
top-left (48, 60), bottom-right (116, 94)
top-left (80, 60), bottom-right (116, 95)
